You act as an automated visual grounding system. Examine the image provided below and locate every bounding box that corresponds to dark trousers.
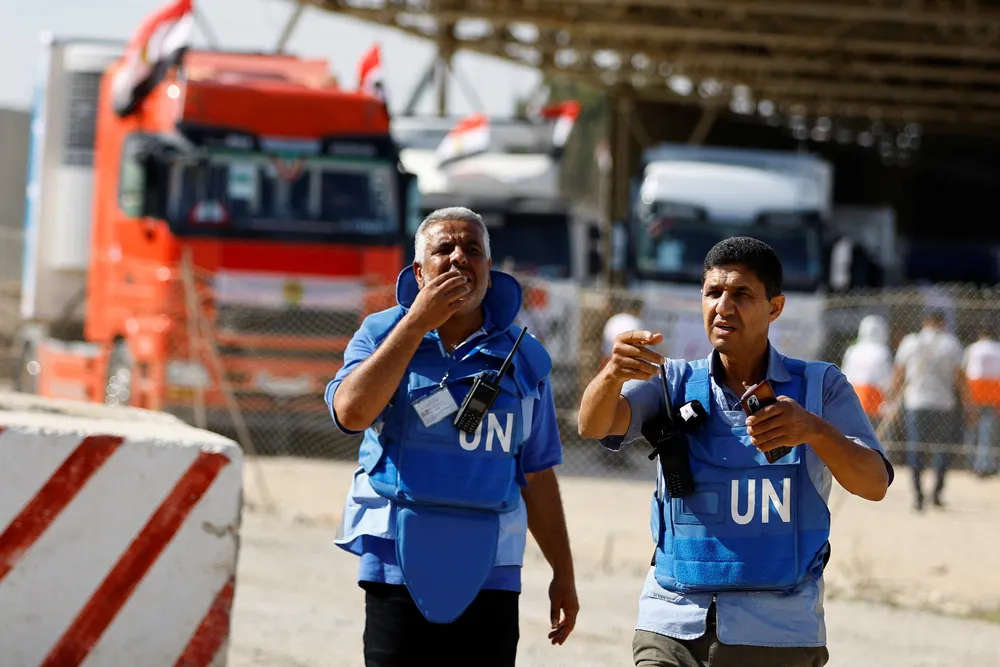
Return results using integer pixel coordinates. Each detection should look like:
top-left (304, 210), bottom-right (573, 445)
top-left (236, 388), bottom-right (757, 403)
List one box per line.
top-left (904, 407), bottom-right (960, 505)
top-left (362, 582), bottom-right (520, 667)
top-left (632, 606), bottom-right (829, 667)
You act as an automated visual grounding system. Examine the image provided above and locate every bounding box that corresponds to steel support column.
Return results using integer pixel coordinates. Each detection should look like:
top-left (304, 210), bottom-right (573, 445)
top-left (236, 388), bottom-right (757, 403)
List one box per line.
top-left (436, 24), bottom-right (456, 116)
top-left (606, 88), bottom-right (634, 287)
top-left (274, 1), bottom-right (307, 54)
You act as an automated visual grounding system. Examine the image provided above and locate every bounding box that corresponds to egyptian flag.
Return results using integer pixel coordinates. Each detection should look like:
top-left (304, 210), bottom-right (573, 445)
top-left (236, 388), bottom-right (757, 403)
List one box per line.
top-left (539, 100), bottom-right (581, 159)
top-left (111, 0), bottom-right (195, 118)
top-left (357, 44), bottom-right (384, 102)
top-left (436, 113), bottom-right (491, 168)
top-left (357, 44), bottom-right (389, 119)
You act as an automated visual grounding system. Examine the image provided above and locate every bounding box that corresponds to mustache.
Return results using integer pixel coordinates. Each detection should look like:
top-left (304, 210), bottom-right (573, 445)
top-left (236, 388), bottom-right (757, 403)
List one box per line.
top-left (446, 267), bottom-right (475, 280)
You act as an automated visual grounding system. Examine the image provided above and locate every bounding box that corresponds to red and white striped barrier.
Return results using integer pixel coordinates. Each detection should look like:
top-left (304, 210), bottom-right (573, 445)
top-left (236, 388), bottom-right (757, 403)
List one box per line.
top-left (0, 406), bottom-right (244, 667)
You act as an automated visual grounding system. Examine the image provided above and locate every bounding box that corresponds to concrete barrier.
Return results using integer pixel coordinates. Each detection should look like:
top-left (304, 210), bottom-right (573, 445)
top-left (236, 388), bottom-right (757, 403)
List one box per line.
top-left (0, 393), bottom-right (244, 667)
top-left (0, 390), bottom-right (192, 425)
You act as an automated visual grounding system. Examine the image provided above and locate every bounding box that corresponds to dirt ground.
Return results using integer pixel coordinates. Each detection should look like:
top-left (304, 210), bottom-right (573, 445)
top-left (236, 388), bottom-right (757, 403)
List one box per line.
top-left (227, 457), bottom-right (1000, 667)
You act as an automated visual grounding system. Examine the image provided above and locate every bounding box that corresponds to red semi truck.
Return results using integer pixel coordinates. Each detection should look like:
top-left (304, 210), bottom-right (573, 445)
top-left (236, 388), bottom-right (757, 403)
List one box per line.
top-left (16, 33), bottom-right (418, 452)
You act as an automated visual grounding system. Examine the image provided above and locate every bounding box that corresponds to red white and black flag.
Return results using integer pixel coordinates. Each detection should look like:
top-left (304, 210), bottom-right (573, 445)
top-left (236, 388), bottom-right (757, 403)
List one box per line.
top-left (537, 100), bottom-right (581, 159)
top-left (436, 113), bottom-right (491, 168)
top-left (111, 0), bottom-right (195, 117)
top-left (356, 43), bottom-right (389, 118)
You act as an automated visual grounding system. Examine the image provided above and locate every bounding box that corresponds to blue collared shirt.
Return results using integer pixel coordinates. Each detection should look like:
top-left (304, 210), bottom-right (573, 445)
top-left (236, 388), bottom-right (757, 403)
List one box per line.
top-left (325, 311), bottom-right (563, 593)
top-left (602, 345), bottom-right (893, 647)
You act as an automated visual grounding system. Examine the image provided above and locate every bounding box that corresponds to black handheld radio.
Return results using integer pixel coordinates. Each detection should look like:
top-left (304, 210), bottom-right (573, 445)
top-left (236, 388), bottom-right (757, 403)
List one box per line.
top-left (642, 363), bottom-right (705, 499)
top-left (454, 327), bottom-right (528, 434)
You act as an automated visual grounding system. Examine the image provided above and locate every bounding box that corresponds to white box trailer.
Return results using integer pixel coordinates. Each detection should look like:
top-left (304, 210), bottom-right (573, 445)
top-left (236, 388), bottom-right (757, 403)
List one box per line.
top-left (20, 35), bottom-right (124, 327)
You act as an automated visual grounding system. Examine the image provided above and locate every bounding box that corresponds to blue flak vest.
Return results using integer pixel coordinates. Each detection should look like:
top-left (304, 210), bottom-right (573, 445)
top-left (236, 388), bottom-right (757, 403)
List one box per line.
top-left (650, 356), bottom-right (833, 594)
top-left (357, 267), bottom-right (552, 624)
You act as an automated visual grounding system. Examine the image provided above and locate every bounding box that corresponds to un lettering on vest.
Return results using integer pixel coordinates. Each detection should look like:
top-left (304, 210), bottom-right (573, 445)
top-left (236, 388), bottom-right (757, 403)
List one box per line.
top-left (730, 478), bottom-right (792, 525)
top-left (459, 412), bottom-right (515, 453)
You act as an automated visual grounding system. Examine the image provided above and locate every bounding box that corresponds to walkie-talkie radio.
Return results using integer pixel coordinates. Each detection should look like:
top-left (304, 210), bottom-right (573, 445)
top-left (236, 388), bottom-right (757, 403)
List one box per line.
top-left (740, 380), bottom-right (791, 463)
top-left (642, 363), bottom-right (706, 499)
top-left (454, 327), bottom-right (528, 434)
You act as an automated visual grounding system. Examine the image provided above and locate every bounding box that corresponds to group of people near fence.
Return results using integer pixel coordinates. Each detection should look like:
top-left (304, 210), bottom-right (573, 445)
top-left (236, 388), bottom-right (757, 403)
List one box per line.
top-left (841, 309), bottom-right (1000, 511)
top-left (323, 206), bottom-right (894, 667)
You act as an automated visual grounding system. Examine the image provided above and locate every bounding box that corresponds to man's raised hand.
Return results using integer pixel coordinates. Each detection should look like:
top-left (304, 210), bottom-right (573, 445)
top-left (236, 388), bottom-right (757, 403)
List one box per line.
top-left (603, 330), bottom-right (665, 383)
top-left (405, 269), bottom-right (472, 332)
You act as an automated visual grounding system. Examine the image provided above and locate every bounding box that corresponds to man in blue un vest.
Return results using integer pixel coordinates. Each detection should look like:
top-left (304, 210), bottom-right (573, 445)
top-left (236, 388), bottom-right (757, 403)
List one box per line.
top-left (326, 206), bottom-right (579, 667)
top-left (578, 237), bottom-right (893, 666)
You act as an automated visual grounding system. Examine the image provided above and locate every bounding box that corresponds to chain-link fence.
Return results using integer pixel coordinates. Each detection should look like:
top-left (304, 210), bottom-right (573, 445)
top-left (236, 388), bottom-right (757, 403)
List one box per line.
top-left (518, 278), bottom-right (1000, 482)
top-left (155, 254), bottom-right (395, 464)
top-left (3, 258), bottom-right (999, 483)
top-left (0, 282), bottom-right (20, 388)
top-left (0, 227), bottom-right (24, 386)
top-left (186, 270), bottom-right (997, 484)
top-left (0, 252), bottom-right (22, 389)
top-left (821, 284), bottom-right (1000, 480)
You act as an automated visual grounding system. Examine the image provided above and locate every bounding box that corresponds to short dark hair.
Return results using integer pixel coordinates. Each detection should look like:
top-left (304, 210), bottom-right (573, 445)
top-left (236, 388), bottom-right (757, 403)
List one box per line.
top-left (703, 236), bottom-right (783, 299)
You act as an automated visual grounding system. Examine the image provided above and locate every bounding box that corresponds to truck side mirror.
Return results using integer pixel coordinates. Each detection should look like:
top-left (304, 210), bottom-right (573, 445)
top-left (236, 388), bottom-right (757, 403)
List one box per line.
top-left (398, 169), bottom-right (420, 239)
top-left (139, 154), bottom-right (169, 219)
top-left (587, 223), bottom-right (603, 277)
top-left (588, 250), bottom-right (603, 277)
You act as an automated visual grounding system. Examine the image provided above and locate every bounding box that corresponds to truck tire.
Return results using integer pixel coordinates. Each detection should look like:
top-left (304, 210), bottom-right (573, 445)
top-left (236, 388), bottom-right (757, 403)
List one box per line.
top-left (105, 340), bottom-right (133, 407)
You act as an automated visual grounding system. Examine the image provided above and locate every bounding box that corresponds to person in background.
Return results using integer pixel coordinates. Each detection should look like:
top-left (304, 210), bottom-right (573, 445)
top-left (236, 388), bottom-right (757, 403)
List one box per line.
top-left (963, 324), bottom-right (1000, 477)
top-left (841, 314), bottom-right (895, 428)
top-left (601, 298), bottom-right (646, 369)
top-left (598, 299), bottom-right (649, 470)
top-left (888, 310), bottom-right (966, 511)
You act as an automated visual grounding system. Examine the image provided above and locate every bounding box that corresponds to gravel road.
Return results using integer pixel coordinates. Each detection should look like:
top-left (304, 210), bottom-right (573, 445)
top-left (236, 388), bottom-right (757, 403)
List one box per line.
top-left (226, 458), bottom-right (1000, 667)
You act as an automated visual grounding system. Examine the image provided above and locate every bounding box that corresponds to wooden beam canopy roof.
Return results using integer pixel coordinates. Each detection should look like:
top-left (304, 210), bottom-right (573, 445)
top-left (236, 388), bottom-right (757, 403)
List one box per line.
top-left (307, 0), bottom-right (1000, 133)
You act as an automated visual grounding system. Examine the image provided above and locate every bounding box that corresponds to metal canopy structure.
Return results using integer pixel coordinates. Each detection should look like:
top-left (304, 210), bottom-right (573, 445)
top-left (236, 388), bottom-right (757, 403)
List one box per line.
top-left (302, 0), bottom-right (1000, 133)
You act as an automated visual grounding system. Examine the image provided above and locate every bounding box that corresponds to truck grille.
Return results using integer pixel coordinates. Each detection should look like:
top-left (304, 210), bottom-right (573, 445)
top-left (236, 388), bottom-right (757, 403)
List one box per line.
top-left (214, 304), bottom-right (363, 341)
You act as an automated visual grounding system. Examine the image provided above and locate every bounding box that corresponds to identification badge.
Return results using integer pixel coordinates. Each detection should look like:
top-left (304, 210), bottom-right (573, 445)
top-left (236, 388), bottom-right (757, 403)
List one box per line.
top-left (413, 387), bottom-right (459, 428)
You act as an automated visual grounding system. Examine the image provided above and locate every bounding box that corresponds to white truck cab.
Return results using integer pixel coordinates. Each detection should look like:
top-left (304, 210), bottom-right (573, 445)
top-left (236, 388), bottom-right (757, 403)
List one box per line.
top-left (622, 144), bottom-right (834, 361)
top-left (391, 115), bottom-right (587, 280)
top-left (391, 115), bottom-right (593, 415)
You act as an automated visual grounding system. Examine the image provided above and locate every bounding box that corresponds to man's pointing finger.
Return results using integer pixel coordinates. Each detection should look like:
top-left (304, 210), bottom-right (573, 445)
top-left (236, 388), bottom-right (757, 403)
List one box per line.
top-left (617, 330), bottom-right (664, 346)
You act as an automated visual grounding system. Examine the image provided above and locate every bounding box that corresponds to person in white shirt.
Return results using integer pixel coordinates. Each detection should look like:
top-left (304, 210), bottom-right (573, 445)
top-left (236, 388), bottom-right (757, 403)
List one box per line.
top-left (963, 325), bottom-right (1000, 477)
top-left (889, 310), bottom-right (967, 511)
top-left (841, 315), bottom-right (894, 426)
top-left (601, 299), bottom-right (646, 369)
top-left (598, 301), bottom-right (648, 471)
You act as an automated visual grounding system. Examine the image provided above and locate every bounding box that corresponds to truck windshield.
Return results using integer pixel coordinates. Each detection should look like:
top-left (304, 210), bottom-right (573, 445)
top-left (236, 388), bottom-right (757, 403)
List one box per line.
top-left (166, 149), bottom-right (399, 242)
top-left (487, 213), bottom-right (572, 279)
top-left (632, 214), bottom-right (824, 292)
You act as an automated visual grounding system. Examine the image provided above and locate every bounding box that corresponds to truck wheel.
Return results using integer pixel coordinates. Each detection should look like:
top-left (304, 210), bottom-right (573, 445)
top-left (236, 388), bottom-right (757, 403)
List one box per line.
top-left (15, 341), bottom-right (40, 394)
top-left (105, 341), bottom-right (133, 407)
